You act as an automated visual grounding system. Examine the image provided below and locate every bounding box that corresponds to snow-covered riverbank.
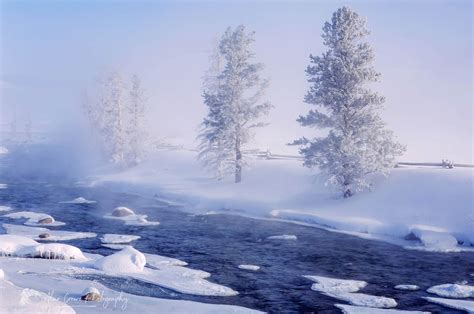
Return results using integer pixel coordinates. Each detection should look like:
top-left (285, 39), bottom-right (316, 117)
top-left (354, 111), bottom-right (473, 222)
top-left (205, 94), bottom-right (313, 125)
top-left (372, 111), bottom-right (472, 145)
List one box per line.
top-left (90, 150), bottom-right (474, 252)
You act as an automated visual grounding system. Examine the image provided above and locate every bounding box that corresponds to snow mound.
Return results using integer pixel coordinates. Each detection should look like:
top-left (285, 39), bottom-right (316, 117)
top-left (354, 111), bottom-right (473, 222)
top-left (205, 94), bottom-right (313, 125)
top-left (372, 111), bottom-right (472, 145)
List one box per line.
top-left (0, 278), bottom-right (75, 314)
top-left (0, 235), bottom-right (39, 255)
top-left (394, 284), bottom-right (420, 291)
top-left (267, 234), bottom-right (297, 240)
top-left (335, 304), bottom-right (429, 313)
top-left (0, 205), bottom-right (12, 212)
top-left (427, 283), bottom-right (474, 298)
top-left (238, 264), bottom-right (260, 271)
top-left (4, 211), bottom-right (66, 227)
top-left (144, 253), bottom-right (188, 267)
top-left (61, 197), bottom-right (96, 204)
top-left (409, 225), bottom-right (459, 252)
top-left (21, 243), bottom-right (86, 260)
top-left (95, 246), bottom-right (146, 273)
top-left (424, 296), bottom-right (474, 312)
top-left (100, 233), bottom-right (141, 244)
top-left (104, 208), bottom-right (160, 226)
top-left (3, 223), bottom-right (96, 241)
top-left (304, 275), bottom-right (397, 308)
top-left (0, 183), bottom-right (8, 189)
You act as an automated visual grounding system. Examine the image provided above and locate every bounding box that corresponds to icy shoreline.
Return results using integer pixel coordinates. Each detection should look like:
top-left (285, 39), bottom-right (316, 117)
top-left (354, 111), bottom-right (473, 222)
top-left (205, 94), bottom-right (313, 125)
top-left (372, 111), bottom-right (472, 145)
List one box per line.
top-left (89, 150), bottom-right (474, 253)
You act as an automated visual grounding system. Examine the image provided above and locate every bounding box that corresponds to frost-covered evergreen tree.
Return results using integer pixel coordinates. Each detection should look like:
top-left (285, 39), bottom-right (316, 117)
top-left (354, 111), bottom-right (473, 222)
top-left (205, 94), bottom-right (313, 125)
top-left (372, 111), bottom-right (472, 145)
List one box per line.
top-left (198, 25), bottom-right (272, 183)
top-left (127, 74), bottom-right (147, 166)
top-left (294, 7), bottom-right (405, 198)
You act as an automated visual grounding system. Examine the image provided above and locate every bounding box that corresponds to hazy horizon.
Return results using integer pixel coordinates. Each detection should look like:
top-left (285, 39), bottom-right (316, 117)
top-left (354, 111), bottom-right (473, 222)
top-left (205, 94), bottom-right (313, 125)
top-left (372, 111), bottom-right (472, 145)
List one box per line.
top-left (1, 0), bottom-right (472, 163)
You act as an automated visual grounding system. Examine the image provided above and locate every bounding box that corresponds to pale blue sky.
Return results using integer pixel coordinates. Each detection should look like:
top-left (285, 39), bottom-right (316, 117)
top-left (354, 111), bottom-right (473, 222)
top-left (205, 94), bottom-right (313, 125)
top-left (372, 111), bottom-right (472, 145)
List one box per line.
top-left (1, 0), bottom-right (472, 162)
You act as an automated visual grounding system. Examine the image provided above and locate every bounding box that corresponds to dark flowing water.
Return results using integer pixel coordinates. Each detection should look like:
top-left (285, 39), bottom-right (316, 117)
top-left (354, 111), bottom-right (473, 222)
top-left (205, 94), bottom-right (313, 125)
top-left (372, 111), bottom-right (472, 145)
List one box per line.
top-left (0, 147), bottom-right (473, 313)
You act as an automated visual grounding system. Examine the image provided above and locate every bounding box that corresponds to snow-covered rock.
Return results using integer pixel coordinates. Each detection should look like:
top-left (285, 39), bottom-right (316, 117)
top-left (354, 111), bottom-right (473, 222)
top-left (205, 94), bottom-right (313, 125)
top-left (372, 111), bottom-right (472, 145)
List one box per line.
top-left (335, 304), bottom-right (429, 313)
top-left (424, 296), bottom-right (474, 312)
top-left (20, 243), bottom-right (86, 260)
top-left (0, 205), bottom-right (12, 212)
top-left (409, 225), bottom-right (459, 252)
top-left (104, 210), bottom-right (160, 226)
top-left (267, 234), bottom-right (297, 240)
top-left (95, 246), bottom-right (146, 273)
top-left (3, 223), bottom-right (96, 241)
top-left (3, 211), bottom-right (65, 227)
top-left (61, 197), bottom-right (96, 204)
top-left (112, 206), bottom-right (135, 217)
top-left (100, 233), bottom-right (141, 244)
top-left (238, 264), bottom-right (260, 271)
top-left (394, 284), bottom-right (420, 291)
top-left (427, 283), bottom-right (474, 298)
top-left (304, 275), bottom-right (397, 308)
top-left (81, 287), bottom-right (102, 301)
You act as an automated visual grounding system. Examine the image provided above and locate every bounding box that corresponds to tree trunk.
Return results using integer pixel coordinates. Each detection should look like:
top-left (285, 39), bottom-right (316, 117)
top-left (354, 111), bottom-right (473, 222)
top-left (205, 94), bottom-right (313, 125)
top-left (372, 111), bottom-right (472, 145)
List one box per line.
top-left (235, 137), bottom-right (242, 183)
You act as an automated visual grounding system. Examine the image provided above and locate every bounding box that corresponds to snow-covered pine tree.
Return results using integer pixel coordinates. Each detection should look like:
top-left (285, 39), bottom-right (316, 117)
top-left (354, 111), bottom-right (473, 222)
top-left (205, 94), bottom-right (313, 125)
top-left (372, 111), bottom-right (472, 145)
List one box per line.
top-left (198, 25), bottom-right (272, 183)
top-left (294, 7), bottom-right (405, 198)
top-left (127, 74), bottom-right (147, 166)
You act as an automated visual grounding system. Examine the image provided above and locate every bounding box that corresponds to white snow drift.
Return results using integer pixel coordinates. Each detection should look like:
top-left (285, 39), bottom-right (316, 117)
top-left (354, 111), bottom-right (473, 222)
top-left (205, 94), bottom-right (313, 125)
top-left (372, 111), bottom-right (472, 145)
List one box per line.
top-left (304, 275), bottom-right (397, 308)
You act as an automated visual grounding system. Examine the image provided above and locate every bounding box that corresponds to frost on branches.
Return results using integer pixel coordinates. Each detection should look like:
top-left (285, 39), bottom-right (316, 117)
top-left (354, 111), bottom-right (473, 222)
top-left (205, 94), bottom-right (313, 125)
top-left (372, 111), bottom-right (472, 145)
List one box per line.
top-left (198, 25), bottom-right (272, 183)
top-left (83, 71), bottom-right (148, 168)
top-left (294, 7), bottom-right (405, 198)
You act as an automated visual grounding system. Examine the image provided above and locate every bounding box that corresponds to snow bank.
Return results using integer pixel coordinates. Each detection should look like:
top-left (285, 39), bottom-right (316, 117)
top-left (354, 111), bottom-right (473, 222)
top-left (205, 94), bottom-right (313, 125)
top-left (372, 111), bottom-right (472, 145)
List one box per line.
top-left (304, 275), bottom-right (397, 308)
top-left (238, 264), bottom-right (260, 271)
top-left (3, 223), bottom-right (96, 241)
top-left (4, 211), bottom-right (65, 226)
top-left (0, 205), bottom-right (12, 212)
top-left (100, 233), bottom-right (141, 244)
top-left (267, 234), bottom-right (297, 240)
top-left (427, 283), bottom-right (474, 298)
top-left (60, 197), bottom-right (96, 204)
top-left (95, 246), bottom-right (146, 273)
top-left (0, 235), bottom-right (85, 260)
top-left (90, 150), bottom-right (474, 250)
top-left (0, 256), bottom-right (259, 313)
top-left (394, 284), bottom-right (419, 291)
top-left (335, 304), bottom-right (429, 314)
top-left (424, 297), bottom-right (474, 312)
top-left (0, 278), bottom-right (75, 314)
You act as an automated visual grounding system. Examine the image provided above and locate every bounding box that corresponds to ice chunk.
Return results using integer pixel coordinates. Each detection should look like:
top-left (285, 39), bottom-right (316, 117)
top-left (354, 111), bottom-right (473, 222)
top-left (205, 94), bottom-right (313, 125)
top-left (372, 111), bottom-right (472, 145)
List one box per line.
top-left (0, 183), bottom-right (8, 189)
top-left (3, 223), bottom-right (96, 241)
top-left (95, 246), bottom-right (146, 273)
top-left (100, 233), bottom-right (141, 244)
top-left (238, 265), bottom-right (260, 271)
top-left (424, 297), bottom-right (474, 312)
top-left (144, 252), bottom-right (188, 267)
top-left (0, 205), bottom-right (12, 212)
top-left (101, 244), bottom-right (129, 250)
top-left (394, 284), bottom-right (420, 291)
top-left (61, 197), bottom-right (96, 204)
top-left (335, 304), bottom-right (429, 313)
top-left (304, 275), bottom-right (396, 308)
top-left (0, 146), bottom-right (8, 155)
top-left (3, 211), bottom-right (65, 227)
top-left (427, 283), bottom-right (474, 298)
top-left (112, 206), bottom-right (135, 217)
top-left (267, 234), bottom-right (297, 240)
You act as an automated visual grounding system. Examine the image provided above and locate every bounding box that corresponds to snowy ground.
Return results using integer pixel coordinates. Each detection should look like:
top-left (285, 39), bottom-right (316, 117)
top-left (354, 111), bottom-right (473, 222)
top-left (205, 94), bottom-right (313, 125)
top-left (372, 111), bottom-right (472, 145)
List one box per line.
top-left (91, 150), bottom-right (474, 252)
